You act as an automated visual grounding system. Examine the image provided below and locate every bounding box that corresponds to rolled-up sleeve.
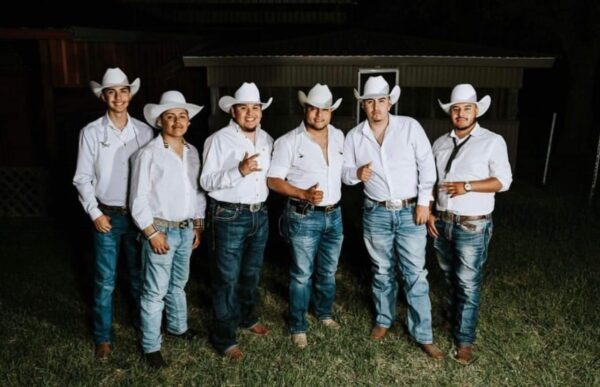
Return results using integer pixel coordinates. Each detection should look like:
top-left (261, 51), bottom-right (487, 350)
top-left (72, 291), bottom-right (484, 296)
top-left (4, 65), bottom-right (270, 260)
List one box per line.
top-left (490, 136), bottom-right (512, 192)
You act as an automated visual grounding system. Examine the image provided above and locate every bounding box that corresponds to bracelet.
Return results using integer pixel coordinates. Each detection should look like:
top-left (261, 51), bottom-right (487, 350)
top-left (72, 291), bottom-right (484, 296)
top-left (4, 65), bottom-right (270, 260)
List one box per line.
top-left (146, 230), bottom-right (160, 240)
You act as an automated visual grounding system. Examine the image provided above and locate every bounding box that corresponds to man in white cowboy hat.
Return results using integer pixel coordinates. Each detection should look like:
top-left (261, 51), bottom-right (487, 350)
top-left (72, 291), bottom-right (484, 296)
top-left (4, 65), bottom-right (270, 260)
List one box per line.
top-left (129, 90), bottom-right (206, 369)
top-left (426, 83), bottom-right (512, 365)
top-left (73, 67), bottom-right (153, 361)
top-left (200, 82), bottom-right (273, 360)
top-left (342, 75), bottom-right (444, 359)
top-left (267, 83), bottom-right (345, 348)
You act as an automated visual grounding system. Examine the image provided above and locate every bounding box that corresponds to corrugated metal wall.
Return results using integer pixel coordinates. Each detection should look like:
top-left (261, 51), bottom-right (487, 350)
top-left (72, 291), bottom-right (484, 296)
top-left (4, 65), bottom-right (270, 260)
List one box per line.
top-left (206, 65), bottom-right (523, 88)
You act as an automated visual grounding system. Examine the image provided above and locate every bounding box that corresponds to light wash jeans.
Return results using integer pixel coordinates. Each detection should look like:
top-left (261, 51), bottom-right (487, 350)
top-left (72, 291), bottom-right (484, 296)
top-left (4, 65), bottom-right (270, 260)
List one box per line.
top-left (362, 198), bottom-right (433, 344)
top-left (433, 216), bottom-right (492, 346)
top-left (209, 201), bottom-right (269, 354)
top-left (92, 209), bottom-right (141, 345)
top-left (140, 222), bottom-right (193, 353)
top-left (284, 202), bottom-right (343, 334)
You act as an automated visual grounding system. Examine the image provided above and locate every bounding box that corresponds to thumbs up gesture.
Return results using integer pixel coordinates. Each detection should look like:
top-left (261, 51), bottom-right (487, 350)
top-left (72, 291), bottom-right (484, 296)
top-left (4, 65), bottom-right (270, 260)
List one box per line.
top-left (303, 182), bottom-right (324, 205)
top-left (357, 161), bottom-right (372, 182)
top-left (239, 152), bottom-right (261, 177)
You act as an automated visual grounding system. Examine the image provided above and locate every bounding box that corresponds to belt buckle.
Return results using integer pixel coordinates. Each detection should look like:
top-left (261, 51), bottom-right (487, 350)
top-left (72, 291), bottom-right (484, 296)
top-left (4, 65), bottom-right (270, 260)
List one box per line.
top-left (249, 203), bottom-right (261, 213)
top-left (385, 199), bottom-right (403, 211)
top-left (179, 220), bottom-right (189, 229)
top-left (324, 205), bottom-right (335, 214)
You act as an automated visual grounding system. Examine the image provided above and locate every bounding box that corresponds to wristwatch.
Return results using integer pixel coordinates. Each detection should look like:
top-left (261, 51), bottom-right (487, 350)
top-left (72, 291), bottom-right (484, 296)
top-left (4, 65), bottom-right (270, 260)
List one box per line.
top-left (464, 181), bottom-right (472, 192)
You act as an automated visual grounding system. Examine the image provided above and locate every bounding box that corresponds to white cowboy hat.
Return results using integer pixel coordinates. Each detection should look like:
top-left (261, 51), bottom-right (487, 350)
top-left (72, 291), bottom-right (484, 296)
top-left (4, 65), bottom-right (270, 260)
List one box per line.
top-left (143, 90), bottom-right (203, 129)
top-left (218, 82), bottom-right (273, 113)
top-left (298, 83), bottom-right (342, 111)
top-left (438, 84), bottom-right (491, 117)
top-left (90, 67), bottom-right (140, 98)
top-left (353, 75), bottom-right (400, 105)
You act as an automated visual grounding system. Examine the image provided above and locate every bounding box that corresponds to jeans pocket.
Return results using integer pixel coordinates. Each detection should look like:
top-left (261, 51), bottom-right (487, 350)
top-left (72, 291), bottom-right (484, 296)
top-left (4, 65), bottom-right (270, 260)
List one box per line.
top-left (214, 205), bottom-right (239, 222)
top-left (458, 220), bottom-right (486, 234)
top-left (362, 198), bottom-right (377, 214)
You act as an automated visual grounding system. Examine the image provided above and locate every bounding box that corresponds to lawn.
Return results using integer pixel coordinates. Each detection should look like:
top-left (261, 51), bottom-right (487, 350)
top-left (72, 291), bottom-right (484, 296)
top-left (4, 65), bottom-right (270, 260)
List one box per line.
top-left (0, 181), bottom-right (598, 386)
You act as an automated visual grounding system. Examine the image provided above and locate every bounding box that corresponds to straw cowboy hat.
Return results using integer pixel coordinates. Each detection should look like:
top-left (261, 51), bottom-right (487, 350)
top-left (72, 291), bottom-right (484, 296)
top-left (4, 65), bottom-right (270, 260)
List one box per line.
top-left (143, 90), bottom-right (203, 129)
top-left (298, 83), bottom-right (342, 111)
top-left (353, 75), bottom-right (401, 105)
top-left (438, 84), bottom-right (491, 117)
top-left (90, 67), bottom-right (140, 98)
top-left (218, 82), bottom-right (273, 113)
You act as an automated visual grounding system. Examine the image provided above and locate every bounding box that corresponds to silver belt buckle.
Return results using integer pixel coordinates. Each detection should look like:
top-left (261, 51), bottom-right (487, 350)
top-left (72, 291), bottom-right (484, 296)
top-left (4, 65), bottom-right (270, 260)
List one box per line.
top-left (385, 199), bottom-right (404, 211)
top-left (249, 203), bottom-right (261, 212)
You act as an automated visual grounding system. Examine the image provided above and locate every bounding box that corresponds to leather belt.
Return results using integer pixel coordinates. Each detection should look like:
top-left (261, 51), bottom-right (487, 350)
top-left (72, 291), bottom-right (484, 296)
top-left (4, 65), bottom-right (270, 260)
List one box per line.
top-left (214, 200), bottom-right (264, 213)
top-left (98, 202), bottom-right (128, 214)
top-left (289, 199), bottom-right (340, 214)
top-left (437, 211), bottom-right (490, 224)
top-left (153, 218), bottom-right (192, 229)
top-left (368, 197), bottom-right (417, 211)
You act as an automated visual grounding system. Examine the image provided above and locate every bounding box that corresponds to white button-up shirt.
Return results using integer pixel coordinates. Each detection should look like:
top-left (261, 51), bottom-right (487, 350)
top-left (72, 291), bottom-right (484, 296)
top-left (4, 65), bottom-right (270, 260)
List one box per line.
top-left (342, 114), bottom-right (436, 206)
top-left (130, 135), bottom-right (206, 230)
top-left (73, 113), bottom-right (154, 221)
top-left (268, 122), bottom-right (345, 206)
top-left (432, 124), bottom-right (512, 216)
top-left (201, 120), bottom-right (273, 204)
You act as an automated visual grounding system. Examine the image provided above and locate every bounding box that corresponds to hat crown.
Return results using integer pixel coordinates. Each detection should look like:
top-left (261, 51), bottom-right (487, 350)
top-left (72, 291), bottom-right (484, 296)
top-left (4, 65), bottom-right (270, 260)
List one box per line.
top-left (234, 82), bottom-right (261, 103)
top-left (101, 67), bottom-right (130, 85)
top-left (306, 84), bottom-right (333, 105)
top-left (159, 90), bottom-right (187, 105)
top-left (450, 84), bottom-right (478, 104)
top-left (363, 76), bottom-right (390, 96)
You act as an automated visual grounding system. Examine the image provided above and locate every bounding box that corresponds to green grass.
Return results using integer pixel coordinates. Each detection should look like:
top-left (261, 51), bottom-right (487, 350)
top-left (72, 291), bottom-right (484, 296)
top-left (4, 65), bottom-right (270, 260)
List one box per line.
top-left (1, 181), bottom-right (599, 386)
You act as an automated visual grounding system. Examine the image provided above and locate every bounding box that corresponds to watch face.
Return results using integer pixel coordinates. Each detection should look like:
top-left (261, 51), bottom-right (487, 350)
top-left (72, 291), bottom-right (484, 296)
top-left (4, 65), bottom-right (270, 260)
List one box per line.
top-left (465, 182), bottom-right (472, 191)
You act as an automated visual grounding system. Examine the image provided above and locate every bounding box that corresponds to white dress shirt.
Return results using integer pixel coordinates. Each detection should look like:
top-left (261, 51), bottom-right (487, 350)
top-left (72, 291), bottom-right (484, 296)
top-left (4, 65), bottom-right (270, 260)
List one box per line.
top-left (342, 114), bottom-right (436, 206)
top-left (73, 113), bottom-right (154, 221)
top-left (432, 123), bottom-right (512, 215)
top-left (268, 122), bottom-right (345, 206)
top-left (201, 120), bottom-right (273, 204)
top-left (130, 135), bottom-right (207, 230)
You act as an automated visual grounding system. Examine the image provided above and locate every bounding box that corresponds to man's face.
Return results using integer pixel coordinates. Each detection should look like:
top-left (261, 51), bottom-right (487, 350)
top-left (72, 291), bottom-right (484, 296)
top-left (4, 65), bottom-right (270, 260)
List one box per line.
top-left (232, 103), bottom-right (262, 132)
top-left (101, 86), bottom-right (131, 114)
top-left (362, 97), bottom-right (391, 124)
top-left (304, 105), bottom-right (332, 131)
top-left (450, 103), bottom-right (478, 131)
top-left (159, 108), bottom-right (190, 139)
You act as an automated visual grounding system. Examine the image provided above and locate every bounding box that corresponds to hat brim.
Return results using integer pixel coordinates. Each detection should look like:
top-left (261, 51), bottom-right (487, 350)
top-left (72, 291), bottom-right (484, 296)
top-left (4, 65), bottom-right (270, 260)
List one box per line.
top-left (353, 85), bottom-right (401, 105)
top-left (298, 91), bottom-right (342, 111)
top-left (143, 102), bottom-right (203, 129)
top-left (218, 96), bottom-right (273, 113)
top-left (438, 95), bottom-right (491, 117)
top-left (90, 78), bottom-right (140, 98)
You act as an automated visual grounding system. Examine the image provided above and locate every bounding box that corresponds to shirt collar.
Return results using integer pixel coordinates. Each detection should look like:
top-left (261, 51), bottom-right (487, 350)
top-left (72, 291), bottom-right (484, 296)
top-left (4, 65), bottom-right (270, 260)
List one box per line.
top-left (103, 113), bottom-right (132, 133)
top-left (450, 122), bottom-right (481, 139)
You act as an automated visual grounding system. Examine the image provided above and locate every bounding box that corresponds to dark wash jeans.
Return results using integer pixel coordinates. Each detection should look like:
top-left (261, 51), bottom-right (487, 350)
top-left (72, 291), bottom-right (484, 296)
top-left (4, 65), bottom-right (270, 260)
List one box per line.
top-left (208, 201), bottom-right (269, 353)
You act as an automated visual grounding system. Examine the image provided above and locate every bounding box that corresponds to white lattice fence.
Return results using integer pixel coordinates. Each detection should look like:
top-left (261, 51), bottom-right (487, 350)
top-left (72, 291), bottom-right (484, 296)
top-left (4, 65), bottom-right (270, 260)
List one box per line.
top-left (0, 167), bottom-right (46, 217)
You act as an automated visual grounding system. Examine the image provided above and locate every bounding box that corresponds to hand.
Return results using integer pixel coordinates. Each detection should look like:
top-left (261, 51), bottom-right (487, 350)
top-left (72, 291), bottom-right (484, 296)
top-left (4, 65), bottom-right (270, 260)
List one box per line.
top-left (302, 183), bottom-right (323, 205)
top-left (239, 152), bottom-right (261, 176)
top-left (426, 214), bottom-right (439, 238)
top-left (149, 233), bottom-right (170, 255)
top-left (93, 214), bottom-right (112, 233)
top-left (357, 162), bottom-right (372, 182)
top-left (414, 205), bottom-right (430, 225)
top-left (192, 228), bottom-right (202, 250)
top-left (440, 181), bottom-right (467, 198)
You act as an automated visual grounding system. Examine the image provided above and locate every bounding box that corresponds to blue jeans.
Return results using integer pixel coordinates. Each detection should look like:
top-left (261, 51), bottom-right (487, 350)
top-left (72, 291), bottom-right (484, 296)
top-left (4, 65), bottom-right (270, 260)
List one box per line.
top-left (433, 217), bottom-right (492, 346)
top-left (284, 203), bottom-right (343, 334)
top-left (209, 201), bottom-right (269, 353)
top-left (140, 222), bottom-right (193, 353)
top-left (362, 199), bottom-right (433, 344)
top-left (92, 209), bottom-right (142, 345)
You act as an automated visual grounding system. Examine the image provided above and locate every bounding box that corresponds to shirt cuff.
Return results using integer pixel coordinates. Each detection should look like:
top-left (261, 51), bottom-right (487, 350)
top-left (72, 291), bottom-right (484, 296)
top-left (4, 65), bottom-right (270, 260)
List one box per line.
top-left (89, 208), bottom-right (103, 221)
top-left (227, 166), bottom-right (244, 184)
top-left (344, 167), bottom-right (361, 185)
top-left (417, 193), bottom-right (431, 207)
